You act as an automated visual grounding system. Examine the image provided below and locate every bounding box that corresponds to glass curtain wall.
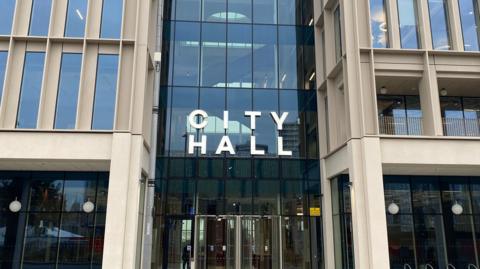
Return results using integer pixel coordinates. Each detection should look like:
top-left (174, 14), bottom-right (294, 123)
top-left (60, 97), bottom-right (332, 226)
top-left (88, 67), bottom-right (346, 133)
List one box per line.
top-left (397, 0), bottom-right (420, 49)
top-left (385, 176), bottom-right (480, 269)
top-left (458, 0), bottom-right (480, 51)
top-left (441, 96), bottom-right (480, 136)
top-left (370, 0), bottom-right (389, 48)
top-left (377, 95), bottom-right (423, 135)
top-left (154, 0), bottom-right (322, 266)
top-left (0, 0), bottom-right (15, 35)
top-left (427, 0), bottom-right (451, 50)
top-left (0, 171), bottom-right (109, 269)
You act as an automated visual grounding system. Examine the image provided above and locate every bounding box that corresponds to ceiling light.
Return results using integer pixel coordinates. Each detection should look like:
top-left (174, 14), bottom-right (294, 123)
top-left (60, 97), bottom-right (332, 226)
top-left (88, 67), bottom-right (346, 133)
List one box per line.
top-left (308, 18), bottom-right (314, 26)
top-left (9, 198), bottom-right (21, 213)
top-left (380, 86), bottom-right (388, 94)
top-left (83, 200), bottom-right (95, 213)
top-left (451, 201), bottom-right (463, 215)
top-left (440, 88), bottom-right (448, 96)
top-left (76, 9), bottom-right (84, 20)
top-left (387, 202), bottom-right (399, 215)
top-left (309, 72), bottom-right (315, 81)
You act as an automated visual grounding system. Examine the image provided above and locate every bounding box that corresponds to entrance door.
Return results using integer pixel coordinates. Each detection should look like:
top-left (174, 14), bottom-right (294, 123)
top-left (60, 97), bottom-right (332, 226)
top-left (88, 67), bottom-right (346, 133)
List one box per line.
top-left (241, 216), bottom-right (280, 269)
top-left (195, 216), bottom-right (236, 269)
top-left (163, 218), bottom-right (194, 269)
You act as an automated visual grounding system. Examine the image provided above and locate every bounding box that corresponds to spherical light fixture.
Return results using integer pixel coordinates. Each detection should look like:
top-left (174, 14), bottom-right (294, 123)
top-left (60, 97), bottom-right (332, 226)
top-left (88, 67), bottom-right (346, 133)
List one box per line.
top-left (9, 198), bottom-right (22, 213)
top-left (451, 201), bottom-right (463, 215)
top-left (440, 88), bottom-right (448, 96)
top-left (380, 86), bottom-right (388, 95)
top-left (387, 202), bottom-right (400, 215)
top-left (82, 200), bottom-right (95, 213)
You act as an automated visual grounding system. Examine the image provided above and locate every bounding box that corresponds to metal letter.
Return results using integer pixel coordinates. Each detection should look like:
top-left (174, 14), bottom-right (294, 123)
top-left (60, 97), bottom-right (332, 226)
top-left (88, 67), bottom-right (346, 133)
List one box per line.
top-left (188, 135), bottom-right (207, 155)
top-left (223, 111), bottom-right (229, 130)
top-left (250, 136), bottom-right (265, 155)
top-left (245, 111), bottom-right (261, 130)
top-left (188, 110), bottom-right (208, 129)
top-left (270, 112), bottom-right (289, 130)
top-left (216, 136), bottom-right (235, 155)
top-left (277, 137), bottom-right (292, 156)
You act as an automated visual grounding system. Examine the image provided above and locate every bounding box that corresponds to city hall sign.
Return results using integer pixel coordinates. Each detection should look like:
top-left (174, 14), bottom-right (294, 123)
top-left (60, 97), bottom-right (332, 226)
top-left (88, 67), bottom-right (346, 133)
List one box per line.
top-left (187, 109), bottom-right (292, 156)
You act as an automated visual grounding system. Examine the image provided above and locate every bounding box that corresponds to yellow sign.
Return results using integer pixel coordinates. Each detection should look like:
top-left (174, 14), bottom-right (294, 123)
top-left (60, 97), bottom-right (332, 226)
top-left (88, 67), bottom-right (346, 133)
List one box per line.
top-left (310, 207), bottom-right (321, 216)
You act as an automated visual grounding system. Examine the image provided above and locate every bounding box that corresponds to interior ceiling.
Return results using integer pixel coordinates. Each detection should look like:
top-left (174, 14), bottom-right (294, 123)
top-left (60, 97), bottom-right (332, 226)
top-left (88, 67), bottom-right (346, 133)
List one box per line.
top-left (375, 76), bottom-right (420, 95)
top-left (438, 77), bottom-right (480, 97)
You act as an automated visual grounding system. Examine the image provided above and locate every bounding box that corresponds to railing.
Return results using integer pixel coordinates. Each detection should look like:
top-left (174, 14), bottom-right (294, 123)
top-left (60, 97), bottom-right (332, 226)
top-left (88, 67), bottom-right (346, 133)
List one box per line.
top-left (442, 117), bottom-right (480, 137)
top-left (378, 116), bottom-right (423, 135)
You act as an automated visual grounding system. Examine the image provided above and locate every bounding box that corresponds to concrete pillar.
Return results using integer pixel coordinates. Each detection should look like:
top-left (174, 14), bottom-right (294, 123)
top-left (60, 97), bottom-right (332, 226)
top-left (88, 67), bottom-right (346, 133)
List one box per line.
top-left (348, 137), bottom-right (390, 269)
top-left (320, 159), bottom-right (336, 269)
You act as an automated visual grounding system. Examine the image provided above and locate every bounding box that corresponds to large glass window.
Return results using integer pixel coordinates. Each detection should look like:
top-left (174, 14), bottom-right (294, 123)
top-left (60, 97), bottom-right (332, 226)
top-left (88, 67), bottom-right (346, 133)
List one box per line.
top-left (203, 0), bottom-right (226, 22)
top-left (100, 0), bottom-right (123, 39)
top-left (173, 22), bottom-right (201, 87)
top-left (397, 0), bottom-right (420, 49)
top-left (253, 25), bottom-right (278, 89)
top-left (228, 0), bottom-right (252, 23)
top-left (17, 52), bottom-right (45, 129)
top-left (254, 89), bottom-right (278, 156)
top-left (0, 51), bottom-right (7, 102)
top-left (458, 0), bottom-right (480, 51)
top-left (176, 0), bottom-right (201, 21)
top-left (332, 175), bottom-right (354, 269)
top-left (377, 95), bottom-right (423, 135)
top-left (334, 6), bottom-right (343, 61)
top-left (227, 89), bottom-right (252, 155)
top-left (441, 96), bottom-right (480, 136)
top-left (428, 0), bottom-right (451, 50)
top-left (199, 88), bottom-right (225, 155)
top-left (200, 23), bottom-right (226, 87)
top-left (169, 87), bottom-right (199, 156)
top-left (279, 0), bottom-right (302, 25)
top-left (55, 53), bottom-right (82, 129)
top-left (370, 0), bottom-right (389, 48)
top-left (29, 0), bottom-right (52, 36)
top-left (0, 0), bottom-right (15, 35)
top-left (92, 54), bottom-right (119, 130)
top-left (279, 26), bottom-right (303, 89)
top-left (227, 24), bottom-right (252, 88)
top-left (65, 0), bottom-right (88, 37)
top-left (253, 0), bottom-right (277, 24)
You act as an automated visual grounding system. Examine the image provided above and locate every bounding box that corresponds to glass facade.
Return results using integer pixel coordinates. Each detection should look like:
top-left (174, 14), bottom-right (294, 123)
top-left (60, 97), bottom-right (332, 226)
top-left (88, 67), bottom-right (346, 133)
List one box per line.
top-left (0, 51), bottom-right (7, 103)
top-left (458, 0), bottom-right (480, 51)
top-left (428, 0), bottom-right (451, 50)
top-left (441, 96), bottom-right (480, 136)
top-left (16, 52), bottom-right (46, 129)
top-left (29, 0), bottom-right (53, 36)
top-left (397, 0), bottom-right (420, 49)
top-left (377, 95), bottom-right (423, 135)
top-left (0, 0), bottom-right (15, 35)
top-left (154, 0), bottom-right (321, 266)
top-left (100, 0), bottom-right (123, 39)
top-left (0, 171), bottom-right (108, 268)
top-left (55, 53), bottom-right (82, 129)
top-left (385, 176), bottom-right (480, 269)
top-left (92, 54), bottom-right (119, 130)
top-left (65, 0), bottom-right (88, 37)
top-left (370, 0), bottom-right (389, 48)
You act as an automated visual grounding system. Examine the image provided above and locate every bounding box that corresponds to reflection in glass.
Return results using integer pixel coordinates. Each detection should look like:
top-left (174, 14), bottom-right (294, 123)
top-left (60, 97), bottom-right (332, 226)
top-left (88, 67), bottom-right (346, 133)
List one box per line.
top-left (169, 87), bottom-right (198, 156)
top-left (62, 176), bottom-right (96, 212)
top-left (197, 179), bottom-right (224, 214)
top-left (458, 0), bottom-right (480, 51)
top-left (370, 0), bottom-right (389, 48)
top-left (334, 6), bottom-right (343, 61)
top-left (227, 89), bottom-right (252, 155)
top-left (253, 0), bottom-right (277, 24)
top-left (254, 89), bottom-right (278, 155)
top-left (254, 180), bottom-right (279, 215)
top-left (0, 0), bottom-right (15, 35)
top-left (200, 23), bottom-right (226, 87)
top-left (29, 0), bottom-right (52, 36)
top-left (440, 96), bottom-right (480, 136)
top-left (17, 52), bottom-right (46, 129)
top-left (377, 95), bottom-right (423, 135)
top-left (253, 25), bottom-right (278, 88)
top-left (65, 0), bottom-right (88, 37)
top-left (92, 54), bottom-right (119, 130)
top-left (100, 0), bottom-right (123, 39)
top-left (173, 22), bottom-right (200, 86)
top-left (176, 0), bottom-right (201, 21)
top-left (23, 213), bottom-right (60, 268)
top-left (279, 26), bottom-right (303, 89)
top-left (278, 0), bottom-right (302, 25)
top-left (428, 0), bottom-right (451, 50)
top-left (166, 179), bottom-right (195, 215)
top-left (203, 0), bottom-right (226, 22)
top-left (225, 179), bottom-right (252, 214)
top-left (280, 91), bottom-right (304, 157)
top-left (397, 0), bottom-right (420, 49)
top-left (227, 24), bottom-right (252, 88)
top-left (414, 215), bottom-right (447, 268)
top-left (0, 51), bottom-right (7, 102)
top-left (282, 217), bottom-right (311, 268)
top-left (228, 0), bottom-right (252, 23)
top-left (55, 53), bottom-right (82, 129)
top-left (282, 180), bottom-right (306, 215)
top-left (199, 88), bottom-right (225, 155)
top-left (57, 213), bottom-right (94, 266)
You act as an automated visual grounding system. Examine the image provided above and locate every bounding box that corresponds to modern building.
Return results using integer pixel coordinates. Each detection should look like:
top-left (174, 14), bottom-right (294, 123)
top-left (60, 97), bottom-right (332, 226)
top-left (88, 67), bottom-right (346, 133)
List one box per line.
top-left (1, 0), bottom-right (480, 268)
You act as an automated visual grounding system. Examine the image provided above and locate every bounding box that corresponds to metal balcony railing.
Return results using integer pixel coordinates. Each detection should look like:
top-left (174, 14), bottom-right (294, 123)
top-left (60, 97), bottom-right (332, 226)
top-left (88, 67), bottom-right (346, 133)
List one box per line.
top-left (442, 117), bottom-right (480, 137)
top-left (378, 116), bottom-right (423, 135)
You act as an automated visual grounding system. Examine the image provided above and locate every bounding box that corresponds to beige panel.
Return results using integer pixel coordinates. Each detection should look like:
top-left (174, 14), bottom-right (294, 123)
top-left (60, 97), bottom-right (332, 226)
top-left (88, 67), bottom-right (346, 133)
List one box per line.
top-left (38, 42), bottom-right (62, 129)
top-left (1, 41), bottom-right (26, 128)
top-left (386, 0), bottom-right (401, 48)
top-left (50, 0), bottom-right (68, 37)
top-left (0, 42), bottom-right (9, 50)
top-left (86, 0), bottom-right (103, 38)
top-left (360, 60), bottom-right (379, 135)
top-left (13, 0), bottom-right (33, 36)
top-left (123, 0), bottom-right (137, 40)
top-left (62, 43), bottom-right (83, 53)
top-left (320, 159), bottom-right (336, 269)
top-left (77, 44), bottom-right (99, 129)
top-left (130, 48), bottom-right (149, 134)
top-left (26, 42), bottom-right (47, 51)
top-left (142, 69), bottom-right (154, 144)
top-left (116, 45), bottom-right (134, 130)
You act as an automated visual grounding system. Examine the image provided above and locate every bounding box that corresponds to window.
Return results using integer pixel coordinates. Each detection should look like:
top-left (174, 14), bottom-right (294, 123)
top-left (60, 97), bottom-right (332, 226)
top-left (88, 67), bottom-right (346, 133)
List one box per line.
top-left (29, 0), bottom-right (52, 36)
top-left (332, 176), bottom-right (354, 269)
top-left (228, 0), bottom-right (252, 23)
top-left (16, 52), bottom-right (45, 129)
top-left (227, 24), bottom-right (252, 88)
top-left (441, 96), bottom-right (480, 136)
top-left (100, 0), bottom-right (123, 39)
top-left (176, 0), bottom-right (201, 21)
top-left (0, 51), bottom-right (7, 102)
top-left (172, 22), bottom-right (201, 86)
top-left (279, 26), bottom-right (303, 89)
top-left (200, 23), bottom-right (226, 87)
top-left (253, 0), bottom-right (277, 24)
top-left (0, 0), bottom-right (15, 35)
top-left (397, 0), bottom-right (420, 49)
top-left (370, 0), bottom-right (389, 48)
top-left (55, 53), bottom-right (82, 129)
top-left (334, 6), bottom-right (343, 61)
top-left (92, 54), bottom-right (119, 130)
top-left (65, 0), bottom-right (88, 37)
top-left (458, 0), bottom-right (480, 51)
top-left (253, 25), bottom-right (278, 88)
top-left (428, 0), bottom-right (451, 50)
top-left (278, 0), bottom-right (302, 25)
top-left (377, 95), bottom-right (423, 135)
top-left (203, 0), bottom-right (226, 22)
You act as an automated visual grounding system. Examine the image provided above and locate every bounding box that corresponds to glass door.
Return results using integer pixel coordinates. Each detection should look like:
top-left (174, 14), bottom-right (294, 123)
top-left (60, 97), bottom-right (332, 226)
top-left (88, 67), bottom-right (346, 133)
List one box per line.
top-left (240, 216), bottom-right (280, 269)
top-left (195, 216), bottom-right (237, 269)
top-left (163, 217), bottom-right (194, 269)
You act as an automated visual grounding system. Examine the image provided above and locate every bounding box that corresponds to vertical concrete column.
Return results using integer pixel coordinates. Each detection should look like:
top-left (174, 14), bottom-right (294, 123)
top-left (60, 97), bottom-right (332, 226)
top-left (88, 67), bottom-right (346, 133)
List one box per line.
top-left (103, 133), bottom-right (144, 269)
top-left (387, 0), bottom-right (401, 49)
top-left (320, 159), bottom-right (335, 269)
top-left (419, 54), bottom-right (443, 136)
top-left (448, 0), bottom-right (464, 51)
top-left (417, 0), bottom-right (433, 50)
top-left (348, 137), bottom-right (390, 269)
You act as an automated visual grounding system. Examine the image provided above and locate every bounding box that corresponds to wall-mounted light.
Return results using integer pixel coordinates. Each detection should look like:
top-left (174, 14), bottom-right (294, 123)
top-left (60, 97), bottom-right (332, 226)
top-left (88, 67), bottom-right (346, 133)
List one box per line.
top-left (83, 200), bottom-right (95, 213)
top-left (440, 88), bottom-right (448, 96)
top-left (380, 86), bottom-right (388, 94)
top-left (451, 201), bottom-right (463, 215)
top-left (9, 198), bottom-right (22, 213)
top-left (387, 202), bottom-right (399, 215)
